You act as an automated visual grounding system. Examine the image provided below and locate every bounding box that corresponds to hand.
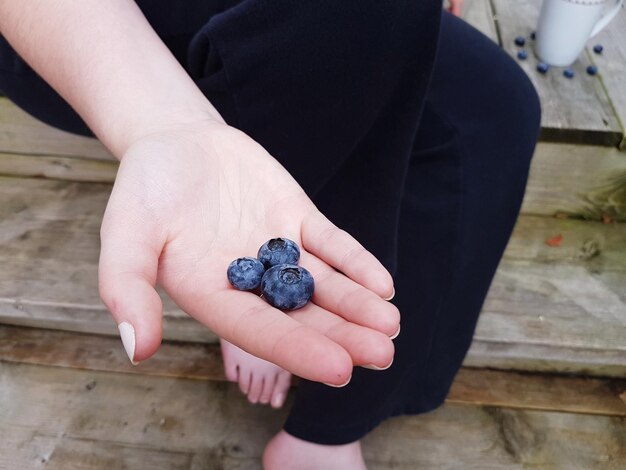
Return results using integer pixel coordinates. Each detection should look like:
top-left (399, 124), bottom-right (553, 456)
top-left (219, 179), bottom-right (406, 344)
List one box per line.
top-left (448, 0), bottom-right (464, 16)
top-left (98, 119), bottom-right (399, 386)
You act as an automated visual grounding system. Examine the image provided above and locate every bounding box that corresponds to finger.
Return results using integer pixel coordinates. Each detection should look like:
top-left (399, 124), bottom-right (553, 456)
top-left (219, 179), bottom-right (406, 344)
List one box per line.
top-left (99, 191), bottom-right (166, 364)
top-left (288, 302), bottom-right (395, 369)
top-left (301, 210), bottom-right (394, 299)
top-left (300, 252), bottom-right (400, 336)
top-left (182, 289), bottom-right (354, 386)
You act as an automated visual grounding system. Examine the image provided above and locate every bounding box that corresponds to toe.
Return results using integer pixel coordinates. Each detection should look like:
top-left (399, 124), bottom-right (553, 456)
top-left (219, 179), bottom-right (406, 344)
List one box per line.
top-left (271, 371), bottom-right (291, 409)
top-left (259, 375), bottom-right (275, 405)
top-left (247, 375), bottom-right (264, 404)
top-left (238, 368), bottom-right (251, 395)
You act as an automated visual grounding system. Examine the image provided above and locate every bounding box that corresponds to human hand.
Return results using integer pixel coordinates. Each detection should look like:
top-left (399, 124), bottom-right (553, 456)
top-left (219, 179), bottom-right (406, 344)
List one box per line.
top-left (99, 119), bottom-right (399, 386)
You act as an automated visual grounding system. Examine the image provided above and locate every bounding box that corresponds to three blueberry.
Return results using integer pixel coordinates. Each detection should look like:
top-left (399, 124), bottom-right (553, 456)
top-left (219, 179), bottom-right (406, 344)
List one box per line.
top-left (227, 237), bottom-right (314, 310)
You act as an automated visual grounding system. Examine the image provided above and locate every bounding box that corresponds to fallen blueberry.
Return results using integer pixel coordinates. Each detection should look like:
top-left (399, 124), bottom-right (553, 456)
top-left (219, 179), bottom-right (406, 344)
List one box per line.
top-left (517, 50), bottom-right (528, 60)
top-left (530, 31), bottom-right (536, 40)
top-left (514, 36), bottom-right (526, 47)
top-left (261, 264), bottom-right (314, 310)
top-left (227, 257), bottom-right (265, 291)
top-left (537, 62), bottom-right (550, 74)
top-left (257, 237), bottom-right (300, 269)
top-left (563, 68), bottom-right (575, 79)
top-left (593, 44), bottom-right (603, 54)
top-left (587, 65), bottom-right (598, 76)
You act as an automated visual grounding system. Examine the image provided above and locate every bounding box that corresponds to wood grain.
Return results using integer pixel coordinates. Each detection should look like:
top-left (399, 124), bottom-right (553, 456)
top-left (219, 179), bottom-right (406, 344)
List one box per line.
top-left (462, 0), bottom-right (498, 43)
top-left (586, 6), bottom-right (626, 149)
top-left (0, 98), bottom-right (112, 160)
top-left (1, 362), bottom-right (624, 469)
top-left (490, 0), bottom-right (623, 146)
top-left (0, 176), bottom-right (624, 375)
top-left (0, 325), bottom-right (624, 417)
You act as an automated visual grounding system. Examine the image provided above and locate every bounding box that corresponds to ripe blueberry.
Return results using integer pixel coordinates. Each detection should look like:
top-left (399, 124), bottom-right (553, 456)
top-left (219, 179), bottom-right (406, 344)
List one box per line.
top-left (563, 68), bottom-right (575, 79)
top-left (257, 237), bottom-right (300, 269)
top-left (261, 264), bottom-right (314, 310)
top-left (586, 65), bottom-right (598, 76)
top-left (517, 50), bottom-right (528, 60)
top-left (593, 44), bottom-right (603, 54)
top-left (530, 31), bottom-right (536, 40)
top-left (537, 62), bottom-right (550, 74)
top-left (514, 36), bottom-right (526, 47)
top-left (227, 257), bottom-right (265, 291)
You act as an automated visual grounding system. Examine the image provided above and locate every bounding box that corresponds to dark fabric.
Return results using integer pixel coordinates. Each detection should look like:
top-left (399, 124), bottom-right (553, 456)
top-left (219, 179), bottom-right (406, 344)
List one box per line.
top-left (0, 2), bottom-right (540, 446)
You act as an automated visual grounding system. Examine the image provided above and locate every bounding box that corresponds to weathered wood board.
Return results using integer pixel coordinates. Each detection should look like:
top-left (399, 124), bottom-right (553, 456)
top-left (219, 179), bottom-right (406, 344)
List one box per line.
top-left (0, 362), bottom-right (624, 469)
top-left (586, 5), bottom-right (626, 149)
top-left (491, 0), bottom-right (623, 146)
top-left (1, 325), bottom-right (624, 417)
top-left (0, 98), bottom-right (112, 160)
top-left (0, 176), bottom-right (624, 375)
top-left (462, 0), bottom-right (498, 43)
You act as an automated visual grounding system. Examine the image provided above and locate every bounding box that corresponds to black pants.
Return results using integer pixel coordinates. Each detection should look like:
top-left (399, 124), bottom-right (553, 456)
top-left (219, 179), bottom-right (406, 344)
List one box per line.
top-left (0, 1), bottom-right (540, 445)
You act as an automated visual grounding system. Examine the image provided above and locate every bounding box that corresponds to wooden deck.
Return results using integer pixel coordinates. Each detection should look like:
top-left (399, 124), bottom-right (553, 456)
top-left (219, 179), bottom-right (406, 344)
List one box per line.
top-left (0, 0), bottom-right (625, 468)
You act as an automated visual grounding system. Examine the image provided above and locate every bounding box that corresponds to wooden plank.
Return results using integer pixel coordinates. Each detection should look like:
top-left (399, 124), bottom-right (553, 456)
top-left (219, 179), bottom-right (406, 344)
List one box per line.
top-left (0, 176), bottom-right (624, 375)
top-left (1, 362), bottom-right (624, 469)
top-left (491, 0), bottom-right (622, 146)
top-left (0, 98), bottom-right (113, 160)
top-left (1, 325), bottom-right (624, 417)
top-left (522, 143), bottom-right (626, 221)
top-left (586, 6), bottom-right (626, 149)
top-left (462, 0), bottom-right (499, 43)
top-left (0, 151), bottom-right (118, 183)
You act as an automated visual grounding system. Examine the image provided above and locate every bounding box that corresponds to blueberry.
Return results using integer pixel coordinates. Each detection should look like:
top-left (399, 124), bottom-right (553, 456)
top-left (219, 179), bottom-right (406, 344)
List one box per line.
top-left (537, 62), bottom-right (550, 74)
top-left (530, 31), bottom-right (536, 40)
top-left (517, 50), bottom-right (528, 60)
top-left (514, 36), bottom-right (526, 47)
top-left (563, 68), bottom-right (575, 79)
top-left (593, 44), bottom-right (603, 54)
top-left (587, 65), bottom-right (598, 76)
top-left (261, 264), bottom-right (314, 310)
top-left (227, 257), bottom-right (265, 291)
top-left (257, 237), bottom-right (300, 269)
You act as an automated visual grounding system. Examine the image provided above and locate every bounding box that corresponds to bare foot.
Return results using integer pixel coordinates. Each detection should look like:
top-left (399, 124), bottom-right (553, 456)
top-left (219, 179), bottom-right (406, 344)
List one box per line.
top-left (221, 338), bottom-right (291, 408)
top-left (263, 430), bottom-right (367, 470)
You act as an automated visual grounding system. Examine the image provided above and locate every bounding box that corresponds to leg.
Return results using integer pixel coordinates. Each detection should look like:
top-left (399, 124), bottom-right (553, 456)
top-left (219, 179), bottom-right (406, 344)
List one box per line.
top-left (275, 10), bottom-right (540, 458)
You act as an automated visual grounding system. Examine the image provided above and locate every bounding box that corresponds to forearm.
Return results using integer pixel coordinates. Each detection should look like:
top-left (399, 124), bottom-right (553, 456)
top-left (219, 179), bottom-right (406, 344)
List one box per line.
top-left (0, 0), bottom-right (222, 158)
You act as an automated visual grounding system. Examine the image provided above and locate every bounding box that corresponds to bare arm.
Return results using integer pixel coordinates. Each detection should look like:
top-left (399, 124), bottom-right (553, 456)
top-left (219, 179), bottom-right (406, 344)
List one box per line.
top-left (0, 0), bottom-right (221, 157)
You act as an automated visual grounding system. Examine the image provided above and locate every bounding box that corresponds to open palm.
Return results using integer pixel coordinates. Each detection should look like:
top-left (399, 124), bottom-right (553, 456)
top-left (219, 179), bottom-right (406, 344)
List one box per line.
top-left (99, 120), bottom-right (399, 385)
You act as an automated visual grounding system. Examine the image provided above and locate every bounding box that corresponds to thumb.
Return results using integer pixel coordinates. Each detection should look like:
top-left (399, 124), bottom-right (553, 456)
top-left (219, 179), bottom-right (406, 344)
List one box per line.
top-left (98, 194), bottom-right (165, 364)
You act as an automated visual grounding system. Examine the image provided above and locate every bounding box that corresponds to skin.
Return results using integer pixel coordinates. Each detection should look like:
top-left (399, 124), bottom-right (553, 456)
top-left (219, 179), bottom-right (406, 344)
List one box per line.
top-left (0, 1), bottom-right (460, 467)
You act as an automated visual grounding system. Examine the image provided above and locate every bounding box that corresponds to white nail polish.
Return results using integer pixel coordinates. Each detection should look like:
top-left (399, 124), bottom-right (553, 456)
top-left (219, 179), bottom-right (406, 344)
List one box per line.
top-left (323, 375), bottom-right (352, 388)
top-left (362, 357), bottom-right (394, 371)
top-left (383, 287), bottom-right (395, 301)
top-left (118, 322), bottom-right (139, 365)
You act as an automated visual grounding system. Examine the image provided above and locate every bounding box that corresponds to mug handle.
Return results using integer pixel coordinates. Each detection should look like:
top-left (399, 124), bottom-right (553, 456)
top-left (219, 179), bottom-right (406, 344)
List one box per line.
top-left (590, 0), bottom-right (624, 37)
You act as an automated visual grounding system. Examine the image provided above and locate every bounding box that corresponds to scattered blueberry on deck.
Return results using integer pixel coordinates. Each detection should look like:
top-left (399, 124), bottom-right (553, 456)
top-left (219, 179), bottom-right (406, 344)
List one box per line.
top-left (563, 68), bottom-right (575, 79)
top-left (514, 36), bottom-right (526, 47)
top-left (517, 50), bottom-right (528, 60)
top-left (537, 63), bottom-right (549, 74)
top-left (530, 31), bottom-right (536, 40)
top-left (593, 44), bottom-right (603, 54)
top-left (586, 65), bottom-right (598, 76)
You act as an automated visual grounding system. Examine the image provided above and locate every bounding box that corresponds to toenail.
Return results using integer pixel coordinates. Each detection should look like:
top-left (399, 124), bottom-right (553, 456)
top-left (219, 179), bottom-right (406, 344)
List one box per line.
top-left (323, 375), bottom-right (352, 388)
top-left (362, 357), bottom-right (393, 371)
top-left (390, 324), bottom-right (401, 340)
top-left (272, 393), bottom-right (285, 408)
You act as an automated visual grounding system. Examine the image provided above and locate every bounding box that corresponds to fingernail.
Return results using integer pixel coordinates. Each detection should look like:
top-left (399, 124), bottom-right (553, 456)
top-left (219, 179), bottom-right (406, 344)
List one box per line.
top-left (118, 322), bottom-right (139, 365)
top-left (390, 324), bottom-right (401, 340)
top-left (323, 375), bottom-right (352, 388)
top-left (362, 357), bottom-right (394, 371)
top-left (272, 393), bottom-right (285, 408)
top-left (383, 287), bottom-right (395, 301)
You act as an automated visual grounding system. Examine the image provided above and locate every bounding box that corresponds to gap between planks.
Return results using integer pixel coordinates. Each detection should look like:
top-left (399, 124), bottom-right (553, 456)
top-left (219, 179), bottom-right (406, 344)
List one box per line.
top-left (0, 325), bottom-right (624, 418)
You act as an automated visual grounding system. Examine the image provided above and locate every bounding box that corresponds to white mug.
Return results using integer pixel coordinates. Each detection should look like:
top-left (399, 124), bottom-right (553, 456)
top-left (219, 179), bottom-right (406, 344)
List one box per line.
top-left (535, 0), bottom-right (624, 66)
